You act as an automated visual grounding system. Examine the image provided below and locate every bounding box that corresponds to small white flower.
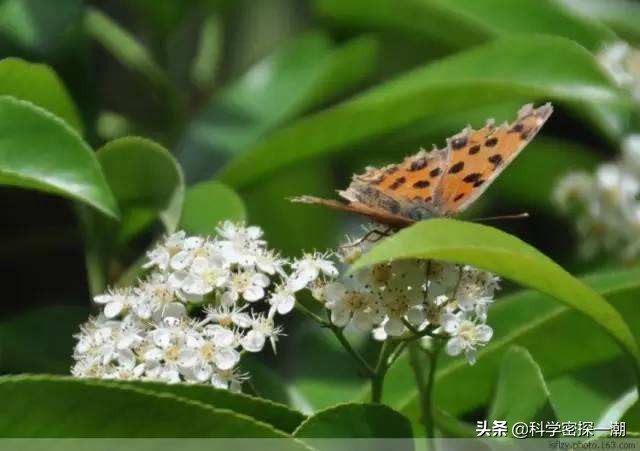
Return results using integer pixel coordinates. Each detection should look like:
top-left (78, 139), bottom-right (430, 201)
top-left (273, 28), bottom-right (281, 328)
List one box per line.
top-left (211, 368), bottom-right (247, 392)
top-left (241, 314), bottom-right (281, 353)
top-left (268, 283), bottom-right (297, 315)
top-left (203, 304), bottom-right (252, 329)
top-left (323, 281), bottom-right (381, 330)
top-left (442, 312), bottom-right (493, 365)
top-left (94, 288), bottom-right (135, 319)
top-left (144, 231), bottom-right (187, 270)
top-left (222, 270), bottom-right (270, 304)
top-left (291, 252), bottom-right (338, 287)
top-left (181, 255), bottom-right (229, 296)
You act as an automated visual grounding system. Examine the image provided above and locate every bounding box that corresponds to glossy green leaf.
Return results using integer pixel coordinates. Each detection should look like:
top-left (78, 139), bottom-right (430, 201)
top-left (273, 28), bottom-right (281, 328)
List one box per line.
top-left (0, 306), bottom-right (88, 374)
top-left (81, 136), bottom-right (184, 293)
top-left (294, 403), bottom-right (413, 440)
top-left (0, 96), bottom-right (118, 218)
top-left (0, 58), bottom-right (83, 132)
top-left (377, 267), bottom-right (640, 426)
top-left (180, 181), bottom-right (246, 235)
top-left (351, 219), bottom-right (640, 369)
top-left (489, 346), bottom-right (557, 425)
top-left (219, 35), bottom-right (627, 188)
top-left (315, 0), bottom-right (615, 51)
top-left (113, 380), bottom-right (306, 434)
top-left (0, 375), bottom-right (306, 441)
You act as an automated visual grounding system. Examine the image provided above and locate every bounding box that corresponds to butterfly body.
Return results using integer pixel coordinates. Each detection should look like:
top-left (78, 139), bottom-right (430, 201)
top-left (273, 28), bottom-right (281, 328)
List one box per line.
top-left (293, 103), bottom-right (553, 227)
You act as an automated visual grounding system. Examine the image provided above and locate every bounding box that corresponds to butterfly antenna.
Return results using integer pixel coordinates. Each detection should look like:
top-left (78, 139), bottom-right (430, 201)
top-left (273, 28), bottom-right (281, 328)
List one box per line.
top-left (472, 212), bottom-right (530, 223)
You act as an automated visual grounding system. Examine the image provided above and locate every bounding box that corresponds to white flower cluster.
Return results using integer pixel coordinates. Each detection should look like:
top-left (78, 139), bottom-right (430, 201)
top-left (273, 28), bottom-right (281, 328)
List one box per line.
top-left (597, 41), bottom-right (640, 104)
top-left (554, 135), bottom-right (640, 261)
top-left (72, 222), bottom-right (333, 389)
top-left (307, 230), bottom-right (500, 365)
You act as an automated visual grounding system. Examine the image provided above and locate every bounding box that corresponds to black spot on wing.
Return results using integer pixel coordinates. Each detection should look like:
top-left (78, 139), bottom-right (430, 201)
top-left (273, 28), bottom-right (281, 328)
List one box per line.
top-left (409, 158), bottom-right (428, 171)
top-left (488, 154), bottom-right (503, 167)
top-left (390, 176), bottom-right (406, 190)
top-left (462, 173), bottom-right (482, 183)
top-left (485, 137), bottom-right (498, 147)
top-left (448, 162), bottom-right (464, 174)
top-left (413, 180), bottom-right (430, 188)
top-left (468, 145), bottom-right (481, 155)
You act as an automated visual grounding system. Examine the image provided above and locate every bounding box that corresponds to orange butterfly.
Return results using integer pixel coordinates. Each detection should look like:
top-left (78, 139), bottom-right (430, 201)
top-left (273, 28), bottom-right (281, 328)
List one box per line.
top-left (292, 103), bottom-right (553, 228)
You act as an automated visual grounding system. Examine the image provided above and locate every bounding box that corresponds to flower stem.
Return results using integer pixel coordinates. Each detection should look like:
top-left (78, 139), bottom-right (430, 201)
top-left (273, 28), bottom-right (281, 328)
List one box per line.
top-left (408, 341), bottom-right (440, 448)
top-left (331, 327), bottom-right (376, 378)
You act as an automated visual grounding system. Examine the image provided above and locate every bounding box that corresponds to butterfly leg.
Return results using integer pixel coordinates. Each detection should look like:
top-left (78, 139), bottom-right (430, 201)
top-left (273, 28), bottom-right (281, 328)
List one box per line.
top-left (340, 226), bottom-right (393, 250)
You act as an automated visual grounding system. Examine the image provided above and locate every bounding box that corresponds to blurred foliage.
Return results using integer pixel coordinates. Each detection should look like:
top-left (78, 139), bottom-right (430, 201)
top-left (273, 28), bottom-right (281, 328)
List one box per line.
top-left (1, 0), bottom-right (640, 440)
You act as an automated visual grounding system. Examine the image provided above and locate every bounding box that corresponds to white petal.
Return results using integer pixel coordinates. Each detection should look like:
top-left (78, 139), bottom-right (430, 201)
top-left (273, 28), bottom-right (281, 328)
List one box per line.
top-left (251, 273), bottom-right (271, 287)
top-left (318, 260), bottom-right (338, 277)
top-left (241, 330), bottom-right (266, 352)
top-left (162, 302), bottom-right (187, 320)
top-left (352, 311), bottom-right (374, 331)
top-left (104, 301), bottom-right (123, 319)
top-left (94, 294), bottom-right (111, 304)
top-left (372, 326), bottom-right (388, 341)
top-left (214, 348), bottom-right (240, 370)
top-left (445, 337), bottom-right (464, 356)
top-left (232, 312), bottom-right (252, 328)
top-left (441, 312), bottom-right (460, 334)
top-left (384, 317), bottom-right (405, 336)
top-left (276, 294), bottom-right (295, 315)
top-left (475, 324), bottom-right (493, 342)
top-left (330, 308), bottom-right (351, 327)
top-left (243, 285), bottom-right (264, 302)
top-left (213, 327), bottom-right (235, 348)
top-left (170, 250), bottom-right (192, 270)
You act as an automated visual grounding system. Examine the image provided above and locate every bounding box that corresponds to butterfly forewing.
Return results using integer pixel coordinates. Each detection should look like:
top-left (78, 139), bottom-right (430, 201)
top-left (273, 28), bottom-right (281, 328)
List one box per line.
top-left (434, 103), bottom-right (553, 215)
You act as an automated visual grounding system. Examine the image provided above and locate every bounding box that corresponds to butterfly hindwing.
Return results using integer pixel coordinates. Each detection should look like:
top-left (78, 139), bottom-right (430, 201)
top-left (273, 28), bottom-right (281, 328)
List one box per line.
top-left (339, 147), bottom-right (449, 220)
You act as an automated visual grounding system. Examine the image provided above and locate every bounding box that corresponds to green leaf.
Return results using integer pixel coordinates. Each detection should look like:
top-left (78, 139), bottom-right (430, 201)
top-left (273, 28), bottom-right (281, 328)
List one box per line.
top-left (489, 346), bottom-right (557, 425)
top-left (315, 0), bottom-right (615, 51)
top-left (561, 0), bottom-right (640, 44)
top-left (81, 136), bottom-right (184, 293)
top-left (178, 31), bottom-right (378, 181)
top-left (378, 267), bottom-right (640, 425)
top-left (219, 35), bottom-right (627, 188)
top-left (0, 58), bottom-right (83, 132)
top-left (492, 138), bottom-right (601, 209)
top-left (294, 403), bottom-right (413, 441)
top-left (84, 7), bottom-right (169, 90)
top-left (0, 96), bottom-right (118, 218)
top-left (190, 14), bottom-right (222, 90)
top-left (0, 306), bottom-right (88, 374)
top-left (351, 219), bottom-right (640, 370)
top-left (549, 358), bottom-right (637, 425)
top-left (179, 181), bottom-right (246, 235)
top-left (0, 375), bottom-right (307, 441)
top-left (0, 0), bottom-right (83, 57)
top-left (112, 380), bottom-right (305, 434)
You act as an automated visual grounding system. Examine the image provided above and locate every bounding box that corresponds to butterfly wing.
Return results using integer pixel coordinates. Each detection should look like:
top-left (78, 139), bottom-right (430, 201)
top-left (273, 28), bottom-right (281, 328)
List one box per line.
top-left (292, 102), bottom-right (552, 224)
top-left (338, 146), bottom-right (450, 221)
top-left (433, 103), bottom-right (553, 215)
top-left (291, 195), bottom-right (414, 228)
